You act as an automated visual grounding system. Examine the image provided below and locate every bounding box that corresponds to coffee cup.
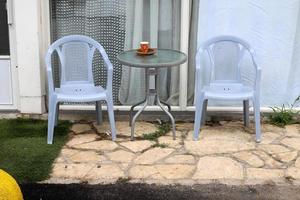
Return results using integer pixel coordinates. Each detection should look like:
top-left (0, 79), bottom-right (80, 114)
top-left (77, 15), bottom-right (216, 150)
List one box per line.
top-left (140, 41), bottom-right (149, 53)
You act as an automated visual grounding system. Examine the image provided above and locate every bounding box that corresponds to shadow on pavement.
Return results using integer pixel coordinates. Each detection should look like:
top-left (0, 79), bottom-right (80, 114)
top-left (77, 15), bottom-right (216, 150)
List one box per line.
top-left (21, 183), bottom-right (300, 200)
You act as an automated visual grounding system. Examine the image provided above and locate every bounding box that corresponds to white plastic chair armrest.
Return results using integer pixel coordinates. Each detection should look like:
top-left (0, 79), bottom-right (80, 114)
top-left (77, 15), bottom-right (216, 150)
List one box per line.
top-left (255, 67), bottom-right (262, 96)
top-left (96, 44), bottom-right (113, 93)
top-left (194, 48), bottom-right (204, 105)
top-left (46, 68), bottom-right (55, 96)
top-left (104, 61), bottom-right (113, 93)
top-left (194, 64), bottom-right (202, 105)
top-left (251, 54), bottom-right (262, 94)
top-left (45, 52), bottom-right (55, 95)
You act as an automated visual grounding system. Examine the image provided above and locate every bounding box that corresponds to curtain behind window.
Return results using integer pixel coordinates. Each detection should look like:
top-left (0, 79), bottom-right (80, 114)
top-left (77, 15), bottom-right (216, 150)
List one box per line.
top-left (187, 0), bottom-right (200, 105)
top-left (51, 0), bottom-right (181, 106)
top-left (118, 0), bottom-right (181, 106)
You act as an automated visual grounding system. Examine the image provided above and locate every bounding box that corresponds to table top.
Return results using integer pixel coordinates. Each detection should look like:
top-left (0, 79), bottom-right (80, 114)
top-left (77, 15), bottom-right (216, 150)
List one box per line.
top-left (117, 49), bottom-right (187, 68)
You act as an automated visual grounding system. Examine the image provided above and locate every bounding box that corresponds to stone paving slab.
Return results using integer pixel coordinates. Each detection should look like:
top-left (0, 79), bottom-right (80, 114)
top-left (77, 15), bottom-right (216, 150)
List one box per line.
top-left (71, 124), bottom-right (92, 134)
top-left (233, 151), bottom-right (264, 168)
top-left (246, 168), bottom-right (285, 182)
top-left (85, 165), bottom-right (125, 180)
top-left (49, 121), bottom-right (300, 185)
top-left (165, 155), bottom-right (195, 164)
top-left (193, 156), bottom-right (244, 180)
top-left (134, 148), bottom-right (175, 165)
top-left (119, 140), bottom-right (155, 153)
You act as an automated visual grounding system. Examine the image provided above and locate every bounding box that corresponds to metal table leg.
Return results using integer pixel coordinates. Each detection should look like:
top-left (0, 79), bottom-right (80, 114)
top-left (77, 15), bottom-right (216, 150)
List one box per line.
top-left (156, 97), bottom-right (176, 139)
top-left (130, 69), bottom-right (150, 140)
top-left (129, 98), bottom-right (147, 126)
top-left (131, 100), bottom-right (148, 140)
top-left (160, 101), bottom-right (171, 112)
top-left (154, 73), bottom-right (176, 140)
top-left (130, 68), bottom-right (176, 140)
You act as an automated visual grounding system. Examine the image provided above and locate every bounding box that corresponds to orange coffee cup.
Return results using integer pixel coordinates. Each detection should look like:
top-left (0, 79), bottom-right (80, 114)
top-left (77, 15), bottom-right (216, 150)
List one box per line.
top-left (140, 41), bottom-right (149, 53)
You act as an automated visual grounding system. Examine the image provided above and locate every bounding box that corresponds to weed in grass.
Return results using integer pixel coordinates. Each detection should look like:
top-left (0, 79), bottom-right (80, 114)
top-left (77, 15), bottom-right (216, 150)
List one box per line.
top-left (269, 106), bottom-right (298, 127)
top-left (269, 96), bottom-right (300, 127)
top-left (142, 121), bottom-right (171, 141)
top-left (152, 143), bottom-right (169, 148)
top-left (142, 132), bottom-right (161, 141)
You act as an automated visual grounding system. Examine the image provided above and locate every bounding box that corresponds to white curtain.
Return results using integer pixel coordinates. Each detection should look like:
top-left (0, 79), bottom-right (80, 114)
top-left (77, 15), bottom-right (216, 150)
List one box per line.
top-left (193, 0), bottom-right (300, 107)
top-left (118, 0), bottom-right (181, 105)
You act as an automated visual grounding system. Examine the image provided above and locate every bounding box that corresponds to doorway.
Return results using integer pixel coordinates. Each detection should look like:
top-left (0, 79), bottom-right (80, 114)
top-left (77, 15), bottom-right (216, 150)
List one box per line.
top-left (0, 0), bottom-right (14, 108)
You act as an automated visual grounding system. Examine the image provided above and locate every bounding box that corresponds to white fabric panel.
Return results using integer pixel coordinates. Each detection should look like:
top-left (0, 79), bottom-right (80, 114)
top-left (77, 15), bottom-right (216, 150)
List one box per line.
top-left (197, 0), bottom-right (300, 106)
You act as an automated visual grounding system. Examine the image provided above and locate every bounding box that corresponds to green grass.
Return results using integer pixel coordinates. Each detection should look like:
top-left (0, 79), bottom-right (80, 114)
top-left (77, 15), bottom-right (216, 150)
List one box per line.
top-left (142, 122), bottom-right (171, 141)
top-left (0, 118), bottom-right (71, 183)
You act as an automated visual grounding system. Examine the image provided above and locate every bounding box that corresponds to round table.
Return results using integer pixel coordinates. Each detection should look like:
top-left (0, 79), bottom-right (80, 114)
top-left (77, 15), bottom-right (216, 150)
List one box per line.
top-left (117, 49), bottom-right (187, 140)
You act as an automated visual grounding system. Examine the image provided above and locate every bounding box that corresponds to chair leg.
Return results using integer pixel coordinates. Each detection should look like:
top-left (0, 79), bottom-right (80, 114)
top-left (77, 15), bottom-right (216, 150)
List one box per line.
top-left (54, 103), bottom-right (59, 127)
top-left (193, 95), bottom-right (205, 141)
top-left (107, 97), bottom-right (116, 141)
top-left (243, 100), bottom-right (249, 127)
top-left (96, 101), bottom-right (103, 125)
top-left (253, 98), bottom-right (261, 142)
top-left (47, 99), bottom-right (57, 144)
top-left (201, 99), bottom-right (208, 126)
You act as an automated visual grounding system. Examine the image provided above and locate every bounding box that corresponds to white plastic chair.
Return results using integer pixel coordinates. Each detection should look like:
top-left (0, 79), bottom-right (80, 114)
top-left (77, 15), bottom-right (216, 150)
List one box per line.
top-left (194, 36), bottom-right (262, 142)
top-left (45, 35), bottom-right (116, 144)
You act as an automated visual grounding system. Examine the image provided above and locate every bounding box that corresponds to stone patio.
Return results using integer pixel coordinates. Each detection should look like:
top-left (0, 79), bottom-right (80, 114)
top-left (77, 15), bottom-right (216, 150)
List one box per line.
top-left (46, 120), bottom-right (300, 185)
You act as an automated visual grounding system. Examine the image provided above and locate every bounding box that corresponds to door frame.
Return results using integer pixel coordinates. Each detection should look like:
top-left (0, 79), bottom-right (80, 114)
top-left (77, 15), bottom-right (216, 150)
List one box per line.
top-left (0, 0), bottom-right (19, 110)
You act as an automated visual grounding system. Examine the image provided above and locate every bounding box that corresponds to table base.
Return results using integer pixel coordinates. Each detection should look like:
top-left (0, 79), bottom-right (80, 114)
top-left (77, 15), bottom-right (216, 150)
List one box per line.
top-left (129, 68), bottom-right (176, 140)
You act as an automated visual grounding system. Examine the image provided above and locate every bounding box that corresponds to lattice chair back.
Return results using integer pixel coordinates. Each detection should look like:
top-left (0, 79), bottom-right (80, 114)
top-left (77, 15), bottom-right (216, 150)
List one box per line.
top-left (197, 36), bottom-right (258, 89)
top-left (62, 42), bottom-right (92, 83)
top-left (46, 35), bottom-right (112, 96)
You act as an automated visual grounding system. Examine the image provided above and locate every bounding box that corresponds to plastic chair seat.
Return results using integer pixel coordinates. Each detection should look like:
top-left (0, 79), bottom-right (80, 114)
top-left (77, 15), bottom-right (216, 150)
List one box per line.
top-left (55, 85), bottom-right (106, 102)
top-left (203, 83), bottom-right (254, 100)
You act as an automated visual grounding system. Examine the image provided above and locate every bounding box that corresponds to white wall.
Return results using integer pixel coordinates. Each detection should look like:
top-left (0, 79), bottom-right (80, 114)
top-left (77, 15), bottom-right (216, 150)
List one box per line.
top-left (197, 0), bottom-right (300, 107)
top-left (13, 0), bottom-right (47, 113)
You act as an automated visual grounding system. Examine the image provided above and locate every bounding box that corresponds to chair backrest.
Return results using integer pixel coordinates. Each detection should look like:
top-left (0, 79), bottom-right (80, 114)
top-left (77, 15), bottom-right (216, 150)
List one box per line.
top-left (45, 35), bottom-right (108, 88)
top-left (197, 36), bottom-right (256, 85)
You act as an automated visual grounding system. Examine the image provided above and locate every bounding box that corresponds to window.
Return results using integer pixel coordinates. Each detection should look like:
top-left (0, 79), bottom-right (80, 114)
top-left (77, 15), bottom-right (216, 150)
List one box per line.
top-left (50, 0), bottom-right (182, 106)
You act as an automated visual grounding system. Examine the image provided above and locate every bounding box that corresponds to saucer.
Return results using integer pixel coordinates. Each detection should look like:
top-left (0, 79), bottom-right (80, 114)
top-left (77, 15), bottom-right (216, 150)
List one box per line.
top-left (136, 48), bottom-right (156, 56)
